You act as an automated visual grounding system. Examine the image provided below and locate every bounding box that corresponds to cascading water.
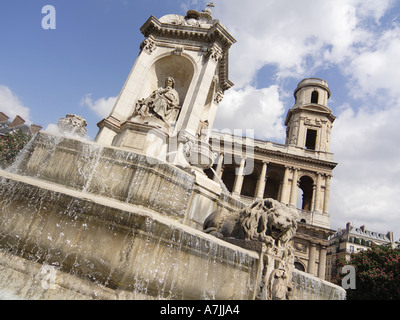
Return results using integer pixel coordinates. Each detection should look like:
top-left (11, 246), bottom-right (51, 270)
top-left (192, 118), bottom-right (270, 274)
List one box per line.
top-left (0, 131), bottom-right (261, 300)
top-left (0, 130), bottom-right (346, 300)
top-left (210, 167), bottom-right (230, 195)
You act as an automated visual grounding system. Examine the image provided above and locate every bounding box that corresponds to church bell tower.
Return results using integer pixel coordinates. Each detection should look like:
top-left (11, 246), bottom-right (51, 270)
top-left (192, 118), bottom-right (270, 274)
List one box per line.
top-left (285, 78), bottom-right (336, 153)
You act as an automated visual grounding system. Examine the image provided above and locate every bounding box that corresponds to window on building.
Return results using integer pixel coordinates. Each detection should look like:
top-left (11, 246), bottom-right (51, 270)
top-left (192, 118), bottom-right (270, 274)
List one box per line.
top-left (241, 172), bottom-right (257, 197)
top-left (350, 246), bottom-right (354, 253)
top-left (311, 90), bottom-right (319, 104)
top-left (297, 176), bottom-right (314, 211)
top-left (221, 169), bottom-right (235, 193)
top-left (264, 171), bottom-right (280, 200)
top-left (305, 129), bottom-right (317, 150)
top-left (294, 262), bottom-right (305, 272)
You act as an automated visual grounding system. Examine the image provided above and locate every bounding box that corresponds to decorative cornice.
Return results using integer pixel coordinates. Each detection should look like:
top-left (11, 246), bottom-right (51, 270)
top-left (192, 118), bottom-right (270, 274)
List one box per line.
top-left (285, 105), bottom-right (336, 125)
top-left (140, 16), bottom-right (236, 48)
top-left (210, 136), bottom-right (337, 170)
top-left (140, 16), bottom-right (236, 92)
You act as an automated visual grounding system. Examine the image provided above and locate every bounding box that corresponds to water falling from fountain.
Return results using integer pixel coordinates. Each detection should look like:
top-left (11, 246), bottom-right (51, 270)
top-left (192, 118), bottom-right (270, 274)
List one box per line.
top-left (210, 167), bottom-right (230, 195)
top-left (0, 129), bottom-right (346, 300)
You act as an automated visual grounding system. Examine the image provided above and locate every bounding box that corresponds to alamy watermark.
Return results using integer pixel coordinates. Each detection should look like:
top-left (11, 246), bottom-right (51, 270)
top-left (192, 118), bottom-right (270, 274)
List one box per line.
top-left (145, 128), bottom-right (255, 175)
top-left (37, 264), bottom-right (57, 290)
top-left (341, 265), bottom-right (356, 290)
top-left (41, 5), bottom-right (56, 30)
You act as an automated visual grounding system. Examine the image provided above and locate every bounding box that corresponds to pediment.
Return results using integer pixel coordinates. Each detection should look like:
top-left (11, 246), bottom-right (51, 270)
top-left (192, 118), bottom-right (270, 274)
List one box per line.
top-left (300, 104), bottom-right (332, 114)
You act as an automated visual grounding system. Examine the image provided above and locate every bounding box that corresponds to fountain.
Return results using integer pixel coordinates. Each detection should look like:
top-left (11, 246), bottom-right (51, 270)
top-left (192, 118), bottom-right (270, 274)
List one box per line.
top-left (0, 6), bottom-right (345, 300)
top-left (0, 129), bottom-right (345, 300)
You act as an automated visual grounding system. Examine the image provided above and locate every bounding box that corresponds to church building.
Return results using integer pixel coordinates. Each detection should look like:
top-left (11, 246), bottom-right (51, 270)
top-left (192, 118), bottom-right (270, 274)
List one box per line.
top-left (208, 78), bottom-right (337, 279)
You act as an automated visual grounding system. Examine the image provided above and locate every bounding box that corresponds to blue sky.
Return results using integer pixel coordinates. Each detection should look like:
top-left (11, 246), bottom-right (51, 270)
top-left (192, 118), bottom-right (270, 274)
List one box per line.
top-left (1, 0), bottom-right (400, 239)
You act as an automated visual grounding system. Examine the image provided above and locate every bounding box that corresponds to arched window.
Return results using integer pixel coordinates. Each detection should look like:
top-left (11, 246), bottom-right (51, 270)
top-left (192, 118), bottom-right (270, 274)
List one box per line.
top-left (294, 262), bottom-right (306, 272)
top-left (297, 176), bottom-right (314, 211)
top-left (221, 168), bottom-right (235, 193)
top-left (264, 171), bottom-right (280, 200)
top-left (311, 90), bottom-right (319, 104)
top-left (241, 172), bottom-right (258, 197)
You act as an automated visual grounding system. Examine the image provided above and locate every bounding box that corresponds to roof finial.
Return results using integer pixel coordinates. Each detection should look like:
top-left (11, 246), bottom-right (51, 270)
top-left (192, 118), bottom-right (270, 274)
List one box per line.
top-left (207, 2), bottom-right (215, 9)
top-left (204, 2), bottom-right (215, 15)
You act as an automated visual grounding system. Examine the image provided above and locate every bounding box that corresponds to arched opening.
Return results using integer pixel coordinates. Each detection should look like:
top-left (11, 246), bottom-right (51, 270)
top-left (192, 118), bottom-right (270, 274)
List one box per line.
top-left (297, 176), bottom-right (314, 211)
top-left (264, 171), bottom-right (280, 200)
top-left (221, 167), bottom-right (236, 193)
top-left (138, 55), bottom-right (195, 120)
top-left (311, 90), bottom-right (319, 104)
top-left (294, 261), bottom-right (306, 272)
top-left (241, 172), bottom-right (258, 198)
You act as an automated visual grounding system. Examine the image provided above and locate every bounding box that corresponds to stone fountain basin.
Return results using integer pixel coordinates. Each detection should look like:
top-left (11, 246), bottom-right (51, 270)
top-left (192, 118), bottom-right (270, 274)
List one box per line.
top-left (0, 170), bottom-right (259, 300)
top-left (0, 131), bottom-right (346, 300)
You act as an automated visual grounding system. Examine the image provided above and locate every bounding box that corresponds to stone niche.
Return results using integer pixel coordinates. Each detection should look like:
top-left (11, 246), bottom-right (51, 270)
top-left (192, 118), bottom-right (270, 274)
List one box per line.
top-left (140, 55), bottom-right (195, 112)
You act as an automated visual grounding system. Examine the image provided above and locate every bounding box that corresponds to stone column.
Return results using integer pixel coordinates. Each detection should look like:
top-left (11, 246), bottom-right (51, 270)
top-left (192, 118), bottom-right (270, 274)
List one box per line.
top-left (280, 166), bottom-right (290, 205)
top-left (213, 153), bottom-right (224, 182)
top-left (314, 174), bottom-right (322, 213)
top-left (308, 243), bottom-right (317, 276)
top-left (318, 246), bottom-right (327, 280)
top-left (255, 161), bottom-right (268, 199)
top-left (219, 166), bottom-right (225, 179)
top-left (311, 184), bottom-right (316, 212)
top-left (232, 157), bottom-right (246, 197)
top-left (289, 168), bottom-right (299, 208)
top-left (323, 175), bottom-right (331, 214)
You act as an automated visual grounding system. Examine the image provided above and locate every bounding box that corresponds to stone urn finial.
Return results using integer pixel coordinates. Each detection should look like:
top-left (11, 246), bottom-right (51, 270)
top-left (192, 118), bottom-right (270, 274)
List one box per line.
top-left (57, 114), bottom-right (87, 137)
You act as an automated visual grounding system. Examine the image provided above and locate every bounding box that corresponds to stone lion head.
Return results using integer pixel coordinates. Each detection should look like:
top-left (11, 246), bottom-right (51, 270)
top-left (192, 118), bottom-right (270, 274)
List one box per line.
top-left (238, 199), bottom-right (299, 246)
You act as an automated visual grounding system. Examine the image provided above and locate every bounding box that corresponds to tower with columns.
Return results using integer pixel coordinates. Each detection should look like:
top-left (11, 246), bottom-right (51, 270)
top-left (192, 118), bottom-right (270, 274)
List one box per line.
top-left (209, 78), bottom-right (337, 280)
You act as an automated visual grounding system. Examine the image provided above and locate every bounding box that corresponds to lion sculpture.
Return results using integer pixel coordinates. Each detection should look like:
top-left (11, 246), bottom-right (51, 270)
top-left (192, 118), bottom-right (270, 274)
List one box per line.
top-left (203, 199), bottom-right (299, 248)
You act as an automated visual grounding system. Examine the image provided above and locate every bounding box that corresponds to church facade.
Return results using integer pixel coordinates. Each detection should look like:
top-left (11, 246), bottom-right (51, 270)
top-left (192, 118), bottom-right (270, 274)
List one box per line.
top-left (208, 78), bottom-right (337, 279)
top-left (95, 6), bottom-right (337, 280)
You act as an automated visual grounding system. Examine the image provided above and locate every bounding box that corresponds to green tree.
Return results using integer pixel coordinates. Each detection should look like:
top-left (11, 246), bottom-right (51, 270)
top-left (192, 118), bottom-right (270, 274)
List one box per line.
top-left (0, 129), bottom-right (30, 169)
top-left (333, 245), bottom-right (400, 300)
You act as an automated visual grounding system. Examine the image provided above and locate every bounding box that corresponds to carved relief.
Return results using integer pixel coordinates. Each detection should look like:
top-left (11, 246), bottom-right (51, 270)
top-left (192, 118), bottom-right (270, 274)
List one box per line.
top-left (140, 37), bottom-right (156, 54)
top-left (214, 90), bottom-right (224, 104)
top-left (172, 45), bottom-right (184, 56)
top-left (57, 114), bottom-right (87, 137)
top-left (289, 119), bottom-right (299, 145)
top-left (203, 199), bottom-right (298, 300)
top-left (268, 261), bottom-right (290, 300)
top-left (294, 241), bottom-right (307, 252)
top-left (204, 43), bottom-right (223, 63)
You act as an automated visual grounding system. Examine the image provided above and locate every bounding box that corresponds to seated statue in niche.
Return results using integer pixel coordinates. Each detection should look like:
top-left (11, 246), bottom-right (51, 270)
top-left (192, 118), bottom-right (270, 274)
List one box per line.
top-left (132, 77), bottom-right (181, 127)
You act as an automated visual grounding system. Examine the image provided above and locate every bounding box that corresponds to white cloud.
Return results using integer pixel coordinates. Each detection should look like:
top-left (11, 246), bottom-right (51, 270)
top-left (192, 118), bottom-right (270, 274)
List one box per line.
top-left (214, 85), bottom-right (286, 141)
top-left (0, 85), bottom-right (31, 124)
top-left (214, 0), bottom-right (395, 86)
top-left (211, 0), bottom-right (400, 235)
top-left (81, 94), bottom-right (117, 119)
top-left (347, 26), bottom-right (400, 99)
top-left (330, 102), bottom-right (400, 233)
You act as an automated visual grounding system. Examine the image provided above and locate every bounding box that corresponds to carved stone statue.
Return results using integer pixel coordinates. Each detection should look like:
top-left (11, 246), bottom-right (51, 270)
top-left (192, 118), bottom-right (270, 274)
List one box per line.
top-left (57, 114), bottom-right (87, 137)
top-left (204, 198), bottom-right (298, 249)
top-left (132, 77), bottom-right (181, 126)
top-left (203, 198), bottom-right (299, 300)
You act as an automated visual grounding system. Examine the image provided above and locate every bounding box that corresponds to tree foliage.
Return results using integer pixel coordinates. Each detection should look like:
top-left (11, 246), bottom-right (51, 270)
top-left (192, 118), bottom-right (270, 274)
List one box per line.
top-left (0, 129), bottom-right (30, 169)
top-left (333, 245), bottom-right (400, 300)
